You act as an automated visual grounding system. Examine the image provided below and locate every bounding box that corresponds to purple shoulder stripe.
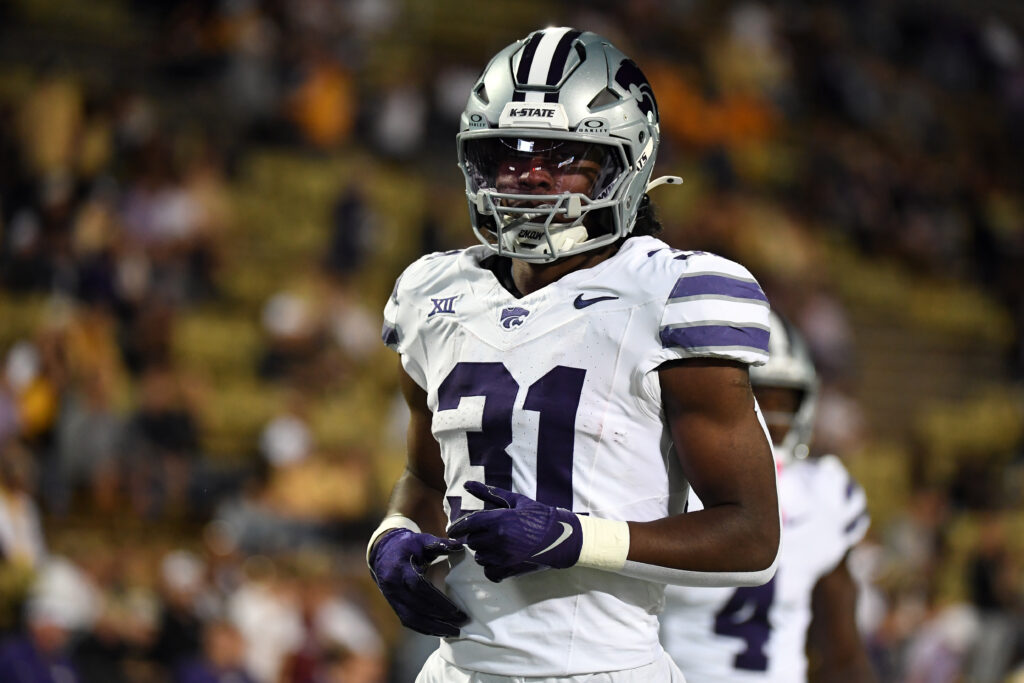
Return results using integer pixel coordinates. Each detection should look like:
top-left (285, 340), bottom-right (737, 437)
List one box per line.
top-left (660, 324), bottom-right (770, 352)
top-left (669, 274), bottom-right (768, 303)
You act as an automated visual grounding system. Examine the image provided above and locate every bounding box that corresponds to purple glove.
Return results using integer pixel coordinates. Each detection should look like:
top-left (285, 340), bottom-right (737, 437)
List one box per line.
top-left (368, 528), bottom-right (468, 637)
top-left (447, 481), bottom-right (583, 583)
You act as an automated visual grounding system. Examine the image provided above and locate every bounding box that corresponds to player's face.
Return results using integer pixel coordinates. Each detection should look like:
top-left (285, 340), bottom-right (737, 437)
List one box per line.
top-left (494, 141), bottom-right (603, 205)
top-left (753, 386), bottom-right (803, 448)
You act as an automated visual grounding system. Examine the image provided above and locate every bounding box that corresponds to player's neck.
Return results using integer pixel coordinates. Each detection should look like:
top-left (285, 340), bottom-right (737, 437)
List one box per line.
top-left (511, 244), bottom-right (618, 295)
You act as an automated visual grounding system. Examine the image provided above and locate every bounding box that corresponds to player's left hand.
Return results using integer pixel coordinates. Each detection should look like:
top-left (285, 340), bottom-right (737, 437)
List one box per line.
top-left (448, 481), bottom-right (583, 582)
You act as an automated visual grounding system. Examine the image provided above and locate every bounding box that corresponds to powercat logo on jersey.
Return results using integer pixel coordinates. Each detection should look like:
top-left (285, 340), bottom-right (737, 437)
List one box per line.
top-left (499, 306), bottom-right (530, 329)
top-left (498, 102), bottom-right (569, 130)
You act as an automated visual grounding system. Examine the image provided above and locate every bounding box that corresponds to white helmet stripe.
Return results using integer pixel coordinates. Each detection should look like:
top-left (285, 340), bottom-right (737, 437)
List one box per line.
top-left (526, 27), bottom-right (573, 87)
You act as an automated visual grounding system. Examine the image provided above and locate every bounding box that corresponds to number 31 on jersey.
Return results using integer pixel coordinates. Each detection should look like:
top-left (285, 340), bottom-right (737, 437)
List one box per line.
top-left (435, 362), bottom-right (585, 520)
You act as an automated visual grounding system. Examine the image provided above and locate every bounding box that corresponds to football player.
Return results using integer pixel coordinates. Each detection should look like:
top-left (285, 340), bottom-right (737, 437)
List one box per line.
top-left (367, 28), bottom-right (781, 681)
top-left (660, 312), bottom-right (876, 683)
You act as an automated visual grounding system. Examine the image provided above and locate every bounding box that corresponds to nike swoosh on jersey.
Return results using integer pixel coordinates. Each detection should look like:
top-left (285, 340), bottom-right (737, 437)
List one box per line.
top-left (573, 294), bottom-right (620, 309)
top-left (533, 521), bottom-right (574, 557)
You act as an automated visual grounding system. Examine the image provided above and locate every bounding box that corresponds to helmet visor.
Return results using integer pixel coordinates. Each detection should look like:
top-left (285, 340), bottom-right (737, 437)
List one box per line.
top-left (463, 137), bottom-right (624, 207)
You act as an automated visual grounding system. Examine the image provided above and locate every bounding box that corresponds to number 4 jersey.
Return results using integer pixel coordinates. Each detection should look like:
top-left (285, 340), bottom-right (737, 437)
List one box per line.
top-left (660, 455), bottom-right (871, 683)
top-left (382, 235), bottom-right (771, 677)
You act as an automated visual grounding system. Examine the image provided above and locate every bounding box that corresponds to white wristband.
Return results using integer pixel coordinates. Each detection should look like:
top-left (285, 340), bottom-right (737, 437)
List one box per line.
top-left (366, 514), bottom-right (422, 565)
top-left (576, 515), bottom-right (630, 571)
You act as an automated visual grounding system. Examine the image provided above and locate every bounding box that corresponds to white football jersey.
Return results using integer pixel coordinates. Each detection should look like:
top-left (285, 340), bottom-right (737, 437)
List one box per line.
top-left (383, 235), bottom-right (771, 677)
top-left (660, 454), bottom-right (870, 683)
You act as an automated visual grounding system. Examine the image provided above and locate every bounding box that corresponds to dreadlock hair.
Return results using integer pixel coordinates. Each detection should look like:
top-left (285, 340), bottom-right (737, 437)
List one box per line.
top-left (630, 194), bottom-right (663, 237)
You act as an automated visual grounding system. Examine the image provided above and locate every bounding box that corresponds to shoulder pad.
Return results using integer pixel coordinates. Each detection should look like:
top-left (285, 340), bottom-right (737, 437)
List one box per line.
top-left (658, 251), bottom-right (771, 365)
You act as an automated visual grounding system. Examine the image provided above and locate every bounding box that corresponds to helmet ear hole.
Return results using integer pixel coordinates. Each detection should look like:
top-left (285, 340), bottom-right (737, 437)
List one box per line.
top-left (587, 88), bottom-right (620, 110)
top-left (474, 83), bottom-right (489, 105)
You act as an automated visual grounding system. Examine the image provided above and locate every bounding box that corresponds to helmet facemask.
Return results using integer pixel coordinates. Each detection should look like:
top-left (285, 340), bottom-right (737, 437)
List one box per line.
top-left (460, 133), bottom-right (630, 261)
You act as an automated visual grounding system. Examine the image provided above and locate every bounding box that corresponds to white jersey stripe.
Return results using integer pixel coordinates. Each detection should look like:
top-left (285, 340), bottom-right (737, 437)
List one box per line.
top-left (674, 270), bottom-right (760, 284)
top-left (665, 344), bottom-right (770, 357)
top-left (664, 319), bottom-right (771, 332)
top-left (663, 299), bottom-right (771, 328)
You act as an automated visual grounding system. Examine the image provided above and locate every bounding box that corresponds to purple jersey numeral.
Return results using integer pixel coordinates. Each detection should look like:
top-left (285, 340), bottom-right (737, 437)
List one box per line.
top-left (524, 366), bottom-right (585, 510)
top-left (436, 363), bottom-right (586, 520)
top-left (714, 575), bottom-right (776, 671)
top-left (437, 362), bottom-right (518, 515)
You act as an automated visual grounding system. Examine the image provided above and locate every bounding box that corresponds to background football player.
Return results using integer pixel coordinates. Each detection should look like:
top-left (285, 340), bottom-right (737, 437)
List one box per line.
top-left (365, 27), bottom-right (782, 682)
top-left (660, 311), bottom-right (876, 683)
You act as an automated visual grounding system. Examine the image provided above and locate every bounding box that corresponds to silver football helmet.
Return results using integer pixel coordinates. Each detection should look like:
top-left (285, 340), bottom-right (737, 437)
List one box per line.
top-left (457, 28), bottom-right (681, 262)
top-left (753, 312), bottom-right (819, 464)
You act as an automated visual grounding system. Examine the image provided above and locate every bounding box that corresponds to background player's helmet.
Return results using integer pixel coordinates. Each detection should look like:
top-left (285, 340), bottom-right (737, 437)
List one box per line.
top-left (457, 27), bottom-right (678, 262)
top-left (753, 312), bottom-right (819, 464)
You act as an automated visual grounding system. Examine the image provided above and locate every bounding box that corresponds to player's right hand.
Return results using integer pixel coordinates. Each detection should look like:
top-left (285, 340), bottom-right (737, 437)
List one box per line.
top-left (368, 528), bottom-right (468, 637)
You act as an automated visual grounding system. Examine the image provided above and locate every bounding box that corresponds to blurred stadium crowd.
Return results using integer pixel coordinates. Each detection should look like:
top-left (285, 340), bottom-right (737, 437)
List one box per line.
top-left (0, 0), bottom-right (1022, 681)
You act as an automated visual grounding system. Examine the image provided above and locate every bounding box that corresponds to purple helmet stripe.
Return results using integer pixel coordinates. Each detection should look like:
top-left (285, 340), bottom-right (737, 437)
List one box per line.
top-left (515, 32), bottom-right (544, 85)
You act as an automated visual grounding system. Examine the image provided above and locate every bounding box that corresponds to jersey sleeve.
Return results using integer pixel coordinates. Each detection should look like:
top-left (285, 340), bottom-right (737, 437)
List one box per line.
top-left (380, 265), bottom-right (429, 390)
top-left (816, 454), bottom-right (871, 567)
top-left (381, 277), bottom-right (401, 351)
top-left (653, 253), bottom-right (772, 367)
